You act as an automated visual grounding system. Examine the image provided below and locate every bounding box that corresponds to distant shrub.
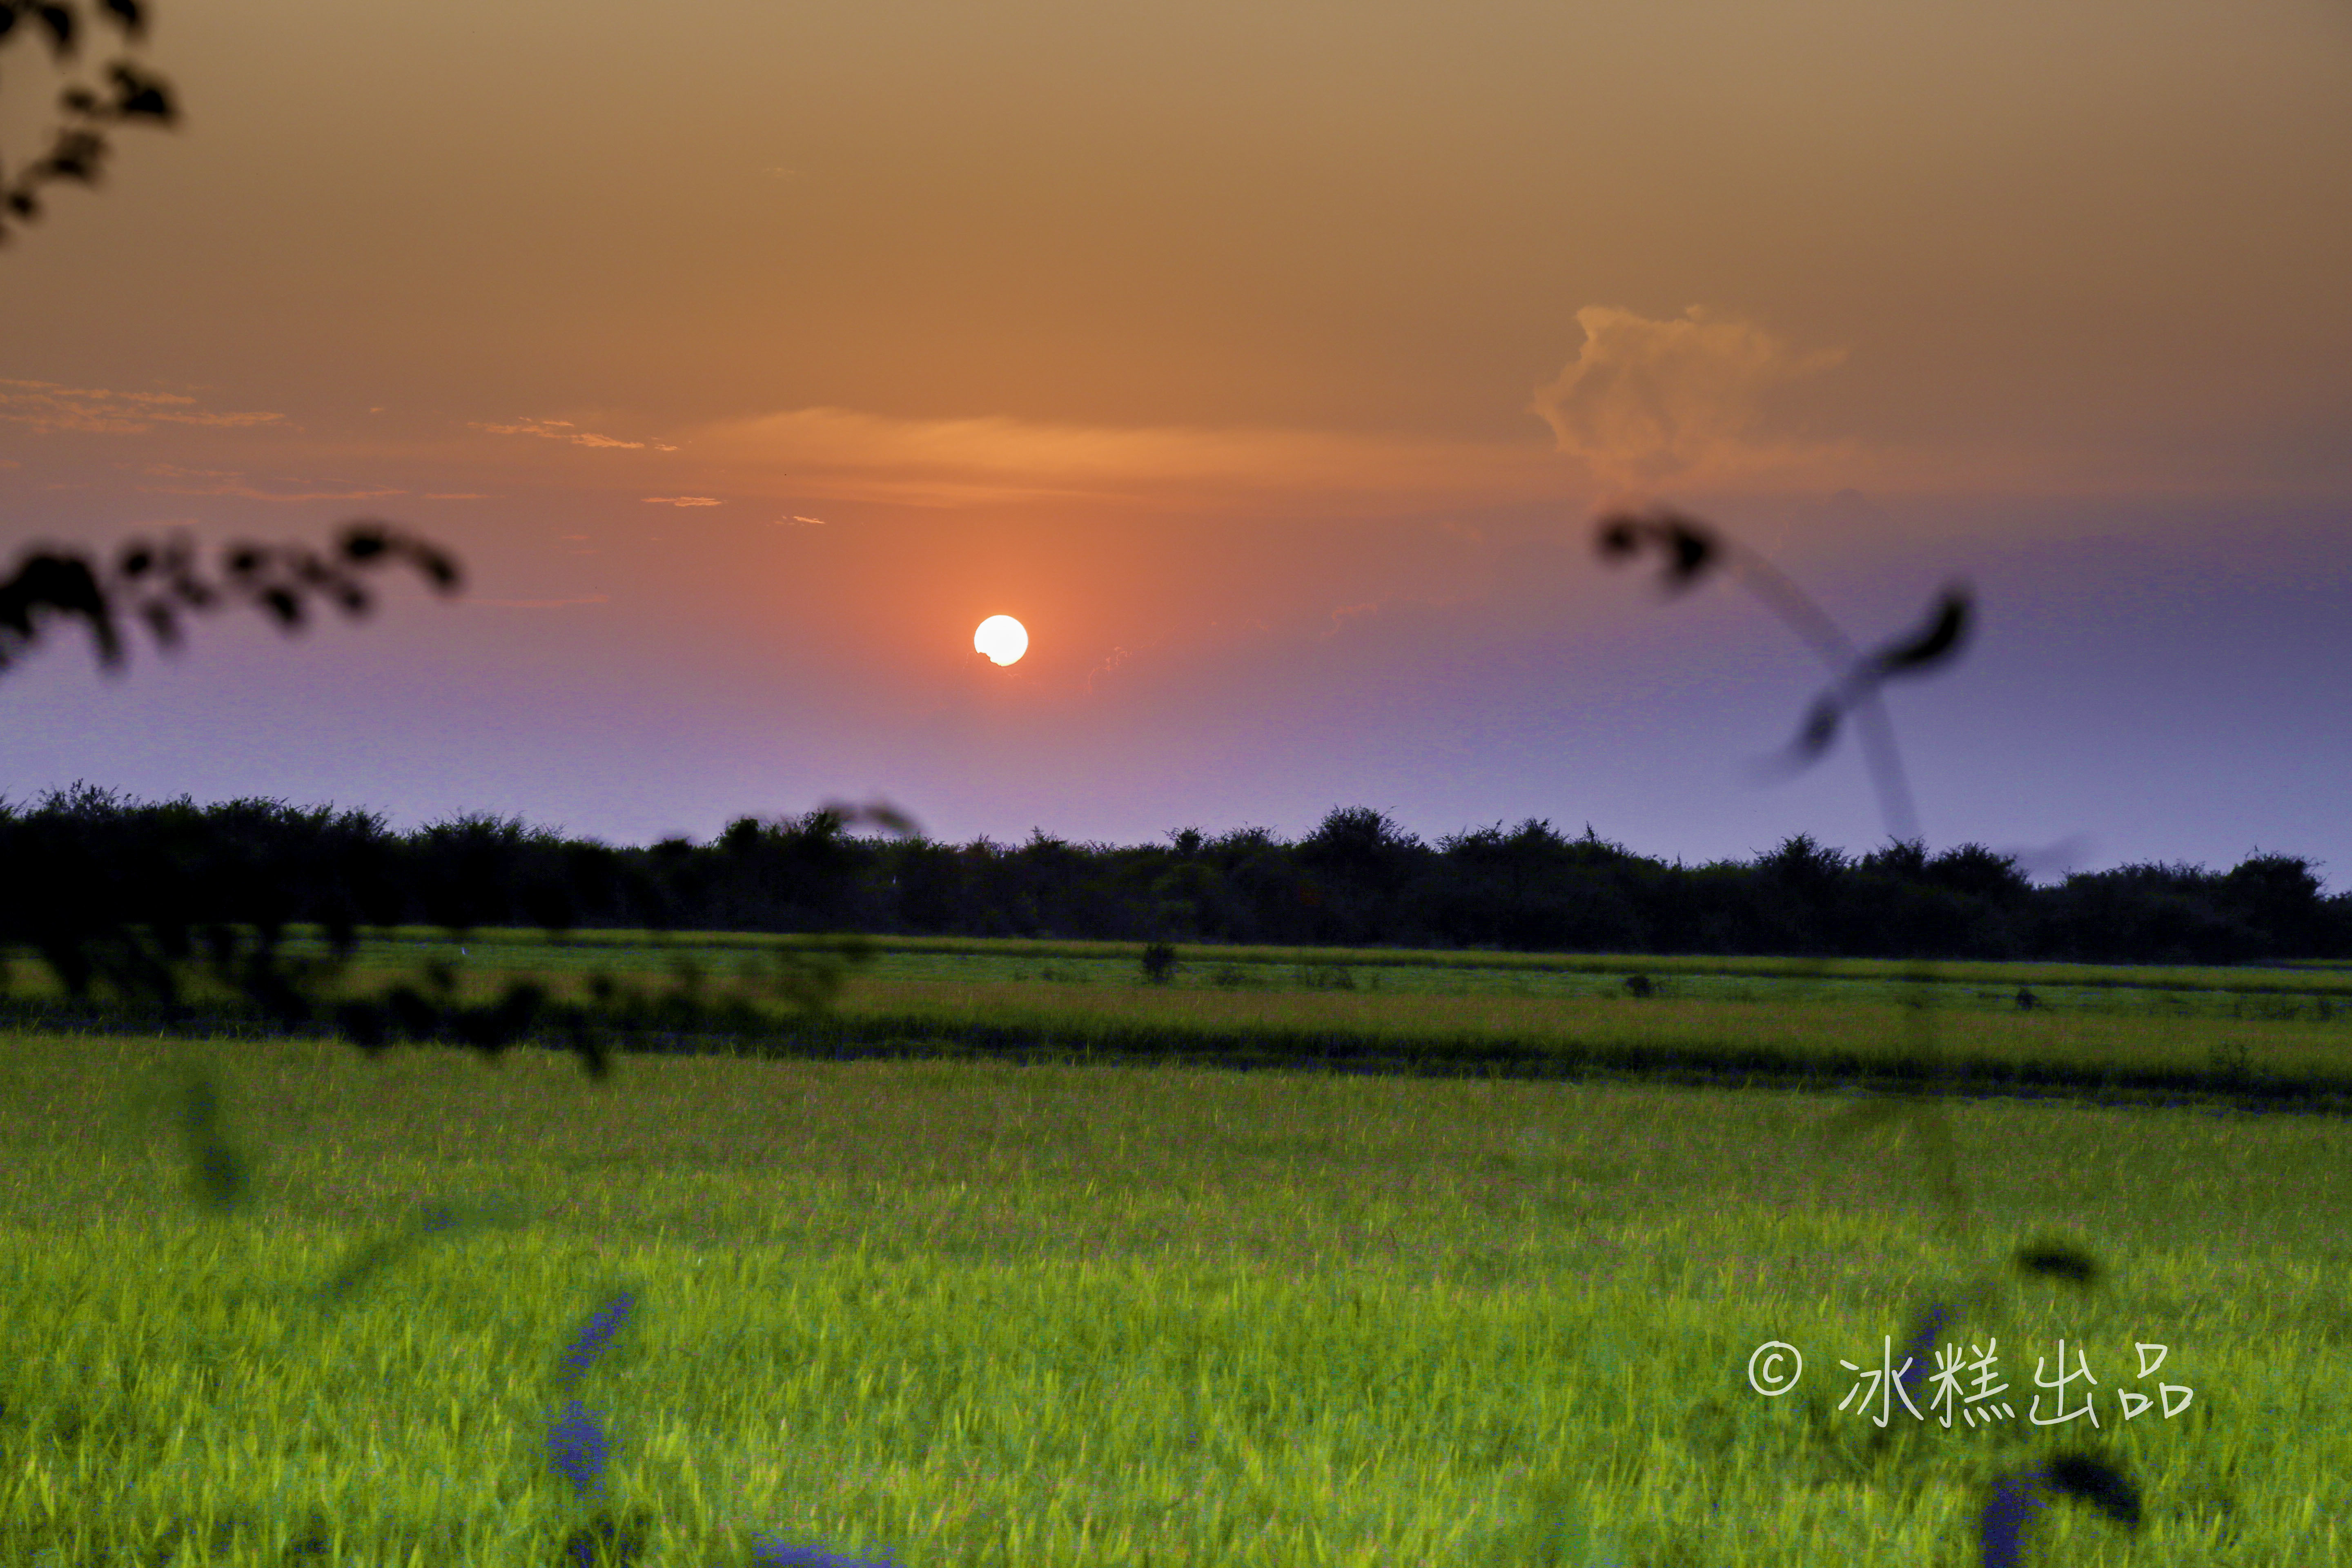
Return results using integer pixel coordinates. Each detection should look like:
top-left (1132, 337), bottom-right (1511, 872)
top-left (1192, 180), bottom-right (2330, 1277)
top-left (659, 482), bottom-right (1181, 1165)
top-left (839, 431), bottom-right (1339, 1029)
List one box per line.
top-left (1292, 961), bottom-right (1355, 991)
top-left (1139, 942), bottom-right (1178, 984)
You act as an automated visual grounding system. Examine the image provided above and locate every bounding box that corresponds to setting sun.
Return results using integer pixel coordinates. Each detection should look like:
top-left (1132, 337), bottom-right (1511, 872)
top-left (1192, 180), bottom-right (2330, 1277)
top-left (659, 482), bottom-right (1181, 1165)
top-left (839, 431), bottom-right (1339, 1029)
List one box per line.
top-left (974, 614), bottom-right (1029, 666)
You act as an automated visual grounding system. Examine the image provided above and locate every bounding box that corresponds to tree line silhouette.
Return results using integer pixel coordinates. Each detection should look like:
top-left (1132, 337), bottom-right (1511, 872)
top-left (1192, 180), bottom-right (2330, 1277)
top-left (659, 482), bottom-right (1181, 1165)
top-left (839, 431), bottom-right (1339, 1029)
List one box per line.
top-left (6, 784), bottom-right (2343, 966)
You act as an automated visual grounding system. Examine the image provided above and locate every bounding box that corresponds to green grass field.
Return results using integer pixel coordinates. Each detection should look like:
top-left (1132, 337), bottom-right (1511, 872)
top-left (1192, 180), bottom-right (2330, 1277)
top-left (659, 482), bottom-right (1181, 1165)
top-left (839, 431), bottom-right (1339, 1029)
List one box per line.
top-left (3, 940), bottom-right (2348, 1564)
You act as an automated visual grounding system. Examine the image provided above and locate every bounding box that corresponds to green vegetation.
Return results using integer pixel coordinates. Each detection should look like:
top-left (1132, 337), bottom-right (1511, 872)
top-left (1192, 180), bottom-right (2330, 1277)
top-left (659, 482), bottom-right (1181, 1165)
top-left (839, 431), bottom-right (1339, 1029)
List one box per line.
top-left (11, 929), bottom-right (2350, 1112)
top-left (34, 922), bottom-right (2345, 1002)
top-left (2, 1020), bottom-right (2337, 1564)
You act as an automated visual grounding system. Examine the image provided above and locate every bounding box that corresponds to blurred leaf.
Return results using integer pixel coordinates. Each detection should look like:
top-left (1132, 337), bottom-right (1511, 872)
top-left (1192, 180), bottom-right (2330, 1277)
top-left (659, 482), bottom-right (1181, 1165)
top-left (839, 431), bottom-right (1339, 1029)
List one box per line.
top-left (748, 1538), bottom-right (906, 1568)
top-left (1772, 584), bottom-right (1975, 771)
top-left (339, 525), bottom-right (390, 563)
top-left (1980, 1452), bottom-right (2141, 1566)
top-left (2047, 1452), bottom-right (2140, 1528)
top-left (177, 1067), bottom-right (257, 1217)
top-left (556, 1289), bottom-right (637, 1392)
top-left (1899, 1301), bottom-right (1952, 1399)
top-left (106, 60), bottom-right (173, 120)
top-left (2014, 1242), bottom-right (2099, 1288)
top-left (560, 1508), bottom-right (653, 1568)
top-left (1595, 517), bottom-right (1641, 560)
top-left (34, 3), bottom-right (75, 57)
top-left (38, 127), bottom-right (104, 182)
top-left (547, 1398), bottom-right (612, 1502)
top-left (412, 543), bottom-right (461, 590)
top-left (1980, 1471), bottom-right (2041, 1568)
top-left (1, 552), bottom-right (122, 670)
top-left (451, 981), bottom-right (545, 1051)
top-left (333, 1000), bottom-right (391, 1056)
top-left (386, 985), bottom-right (440, 1038)
top-left (1868, 584), bottom-right (1973, 680)
top-left (339, 521), bottom-right (465, 593)
top-left (1792, 694), bottom-right (1840, 760)
top-left (1592, 507), bottom-right (1720, 595)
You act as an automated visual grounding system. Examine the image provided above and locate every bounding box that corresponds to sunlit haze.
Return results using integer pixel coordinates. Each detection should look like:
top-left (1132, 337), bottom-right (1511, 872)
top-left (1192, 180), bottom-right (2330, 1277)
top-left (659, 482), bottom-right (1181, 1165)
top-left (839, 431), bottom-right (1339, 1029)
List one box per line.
top-left (5, 0), bottom-right (2348, 884)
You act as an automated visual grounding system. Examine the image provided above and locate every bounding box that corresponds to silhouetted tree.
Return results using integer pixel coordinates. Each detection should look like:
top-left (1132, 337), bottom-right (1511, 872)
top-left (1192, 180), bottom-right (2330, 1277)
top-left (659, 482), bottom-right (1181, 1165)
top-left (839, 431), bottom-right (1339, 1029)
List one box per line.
top-left (2216, 851), bottom-right (2328, 958)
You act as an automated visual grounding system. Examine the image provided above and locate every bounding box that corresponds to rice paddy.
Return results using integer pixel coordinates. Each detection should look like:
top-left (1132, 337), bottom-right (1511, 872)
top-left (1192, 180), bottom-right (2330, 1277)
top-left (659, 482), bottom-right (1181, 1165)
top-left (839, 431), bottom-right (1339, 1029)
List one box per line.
top-left (3, 942), bottom-right (2347, 1564)
top-left (10, 932), bottom-right (2352, 1105)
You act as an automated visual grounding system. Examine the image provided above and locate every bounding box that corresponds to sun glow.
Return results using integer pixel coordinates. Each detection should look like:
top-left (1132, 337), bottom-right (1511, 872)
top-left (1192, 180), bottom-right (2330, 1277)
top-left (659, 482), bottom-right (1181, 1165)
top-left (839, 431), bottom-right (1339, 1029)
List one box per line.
top-left (974, 614), bottom-right (1029, 666)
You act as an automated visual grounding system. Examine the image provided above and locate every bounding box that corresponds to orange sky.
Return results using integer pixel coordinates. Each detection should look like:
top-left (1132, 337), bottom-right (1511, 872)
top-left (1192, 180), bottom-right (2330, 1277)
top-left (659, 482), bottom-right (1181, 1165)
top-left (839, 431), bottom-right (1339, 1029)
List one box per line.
top-left (13, 0), bottom-right (2350, 492)
top-left (5, 0), bottom-right (2349, 876)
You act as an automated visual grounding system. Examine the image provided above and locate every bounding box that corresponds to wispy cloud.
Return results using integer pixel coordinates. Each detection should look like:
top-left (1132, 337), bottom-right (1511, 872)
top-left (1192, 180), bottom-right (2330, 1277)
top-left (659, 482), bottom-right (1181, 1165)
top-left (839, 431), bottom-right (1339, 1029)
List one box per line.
top-left (130, 463), bottom-right (405, 503)
top-left (425, 492), bottom-right (488, 500)
top-left (472, 417), bottom-right (679, 452)
top-left (1530, 305), bottom-right (1851, 491)
top-left (644, 496), bottom-right (720, 507)
top-left (773, 514), bottom-right (830, 526)
top-left (689, 407), bottom-right (1576, 513)
top-left (0, 379), bottom-right (285, 435)
top-left (1324, 601), bottom-right (1385, 637)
